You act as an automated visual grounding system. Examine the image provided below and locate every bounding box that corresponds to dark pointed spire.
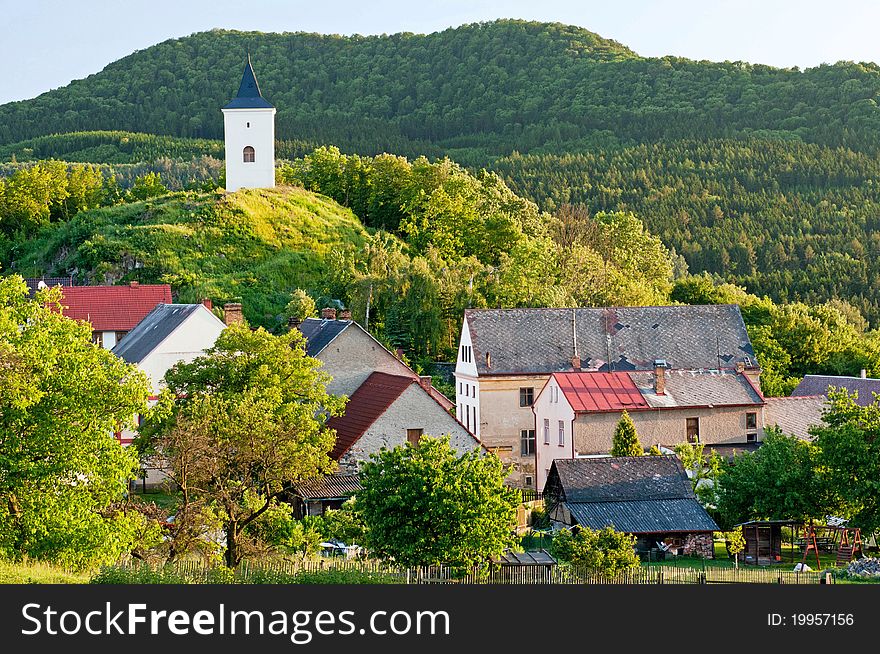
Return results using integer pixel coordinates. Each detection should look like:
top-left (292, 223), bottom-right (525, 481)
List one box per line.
top-left (223, 54), bottom-right (273, 109)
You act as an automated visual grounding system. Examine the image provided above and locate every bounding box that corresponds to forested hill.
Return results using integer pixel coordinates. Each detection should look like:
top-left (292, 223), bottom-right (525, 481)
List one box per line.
top-left (4, 20), bottom-right (880, 162)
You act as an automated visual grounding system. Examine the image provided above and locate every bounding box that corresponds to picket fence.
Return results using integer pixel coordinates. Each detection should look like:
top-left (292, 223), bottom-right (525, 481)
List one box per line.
top-left (109, 558), bottom-right (832, 585)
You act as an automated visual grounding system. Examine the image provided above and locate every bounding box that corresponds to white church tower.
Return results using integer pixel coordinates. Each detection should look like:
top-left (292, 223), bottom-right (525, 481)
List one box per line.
top-left (222, 55), bottom-right (276, 192)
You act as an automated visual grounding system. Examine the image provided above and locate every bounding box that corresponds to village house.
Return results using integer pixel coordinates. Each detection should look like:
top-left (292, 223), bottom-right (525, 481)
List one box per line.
top-left (54, 281), bottom-right (172, 349)
top-left (287, 473), bottom-right (362, 519)
top-left (532, 366), bottom-right (765, 489)
top-left (454, 305), bottom-right (759, 487)
top-left (763, 395), bottom-right (827, 441)
top-left (792, 371), bottom-right (880, 406)
top-left (298, 310), bottom-right (478, 471)
top-left (544, 457), bottom-right (719, 559)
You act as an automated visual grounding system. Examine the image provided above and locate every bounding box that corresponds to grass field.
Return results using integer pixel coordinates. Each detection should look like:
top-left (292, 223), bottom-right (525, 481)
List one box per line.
top-left (0, 561), bottom-right (91, 584)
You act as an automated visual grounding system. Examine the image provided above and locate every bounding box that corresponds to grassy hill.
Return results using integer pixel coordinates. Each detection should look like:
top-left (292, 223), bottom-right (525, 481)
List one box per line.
top-left (5, 186), bottom-right (372, 328)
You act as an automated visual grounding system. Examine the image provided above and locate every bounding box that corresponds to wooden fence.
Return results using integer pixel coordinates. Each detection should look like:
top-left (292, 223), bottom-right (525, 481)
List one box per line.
top-left (104, 559), bottom-right (832, 585)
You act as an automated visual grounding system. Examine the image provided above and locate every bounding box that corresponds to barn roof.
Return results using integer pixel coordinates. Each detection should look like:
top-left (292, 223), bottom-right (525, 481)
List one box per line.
top-left (792, 374), bottom-right (880, 407)
top-left (290, 474), bottom-right (362, 500)
top-left (223, 55), bottom-right (274, 109)
top-left (566, 499), bottom-right (719, 534)
top-left (464, 305), bottom-right (755, 376)
top-left (58, 283), bottom-right (172, 332)
top-left (547, 457), bottom-right (719, 534)
top-left (551, 456), bottom-right (694, 503)
top-left (112, 304), bottom-right (205, 364)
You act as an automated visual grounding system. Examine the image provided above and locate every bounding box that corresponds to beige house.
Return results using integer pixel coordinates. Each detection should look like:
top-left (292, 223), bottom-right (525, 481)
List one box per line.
top-left (299, 311), bottom-right (476, 469)
top-left (532, 367), bottom-right (765, 489)
top-left (454, 305), bottom-right (759, 488)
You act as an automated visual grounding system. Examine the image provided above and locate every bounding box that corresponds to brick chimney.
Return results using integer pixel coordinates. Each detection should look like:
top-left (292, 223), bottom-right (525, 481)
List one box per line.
top-left (571, 355), bottom-right (581, 370)
top-left (735, 361), bottom-right (745, 373)
top-left (338, 309), bottom-right (352, 320)
top-left (395, 348), bottom-right (405, 360)
top-left (321, 307), bottom-right (337, 320)
top-left (129, 280), bottom-right (139, 288)
top-left (418, 376), bottom-right (433, 393)
top-left (223, 303), bottom-right (243, 326)
top-left (861, 369), bottom-right (868, 379)
top-left (201, 298), bottom-right (213, 310)
top-left (653, 359), bottom-right (667, 395)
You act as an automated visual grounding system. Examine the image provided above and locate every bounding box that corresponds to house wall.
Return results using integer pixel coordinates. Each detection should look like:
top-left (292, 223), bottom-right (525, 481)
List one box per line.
top-left (468, 374), bottom-right (550, 488)
top-left (453, 319), bottom-right (481, 437)
top-left (318, 325), bottom-right (416, 397)
top-left (533, 376), bottom-right (576, 490)
top-left (338, 384), bottom-right (479, 471)
top-left (573, 405), bottom-right (764, 456)
top-left (222, 107), bottom-right (276, 191)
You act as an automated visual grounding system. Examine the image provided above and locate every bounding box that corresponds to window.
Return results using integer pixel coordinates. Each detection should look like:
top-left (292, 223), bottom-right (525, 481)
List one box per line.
top-left (521, 429), bottom-right (536, 456)
top-left (524, 476), bottom-right (533, 488)
top-left (686, 417), bottom-right (700, 443)
top-left (115, 330), bottom-right (128, 344)
top-left (465, 406), bottom-right (470, 431)
top-left (520, 387), bottom-right (534, 407)
top-left (472, 385), bottom-right (476, 398)
top-left (458, 382), bottom-right (462, 395)
top-left (243, 146), bottom-right (255, 163)
top-left (544, 418), bottom-right (550, 445)
top-left (92, 331), bottom-right (103, 347)
top-left (747, 432), bottom-right (757, 443)
top-left (558, 420), bottom-right (565, 447)
top-left (246, 121), bottom-right (250, 128)
top-left (407, 428), bottom-right (423, 445)
top-left (460, 344), bottom-right (472, 363)
top-left (472, 406), bottom-right (477, 430)
top-left (746, 412), bottom-right (757, 430)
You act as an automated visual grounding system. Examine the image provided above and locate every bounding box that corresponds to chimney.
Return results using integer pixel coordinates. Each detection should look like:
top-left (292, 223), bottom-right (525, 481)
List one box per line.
top-left (288, 316), bottom-right (302, 330)
top-left (735, 361), bottom-right (745, 373)
top-left (395, 348), bottom-right (405, 360)
top-left (201, 298), bottom-right (213, 310)
top-left (571, 355), bottom-right (581, 370)
top-left (223, 302), bottom-right (243, 326)
top-left (129, 281), bottom-right (139, 288)
top-left (861, 369), bottom-right (867, 379)
top-left (338, 309), bottom-right (352, 320)
top-left (321, 307), bottom-right (337, 320)
top-left (653, 359), bottom-right (667, 395)
top-left (418, 376), bottom-right (433, 393)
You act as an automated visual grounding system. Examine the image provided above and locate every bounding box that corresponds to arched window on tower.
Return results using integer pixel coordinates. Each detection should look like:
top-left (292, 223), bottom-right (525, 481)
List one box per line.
top-left (243, 146), bottom-right (255, 163)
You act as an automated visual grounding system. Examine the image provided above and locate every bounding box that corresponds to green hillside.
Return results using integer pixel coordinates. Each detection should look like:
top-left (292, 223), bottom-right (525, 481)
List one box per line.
top-left (6, 186), bottom-right (370, 327)
top-left (3, 20), bottom-right (880, 162)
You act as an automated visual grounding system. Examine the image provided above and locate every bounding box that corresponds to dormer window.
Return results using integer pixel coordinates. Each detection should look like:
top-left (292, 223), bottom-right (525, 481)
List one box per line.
top-left (243, 146), bottom-right (255, 163)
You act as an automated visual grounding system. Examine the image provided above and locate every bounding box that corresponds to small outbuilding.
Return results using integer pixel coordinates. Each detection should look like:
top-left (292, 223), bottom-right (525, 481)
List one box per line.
top-left (288, 473), bottom-right (362, 519)
top-left (737, 520), bottom-right (801, 566)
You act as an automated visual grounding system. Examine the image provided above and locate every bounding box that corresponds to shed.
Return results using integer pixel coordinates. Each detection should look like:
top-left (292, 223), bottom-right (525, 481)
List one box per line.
top-left (737, 520), bottom-right (801, 566)
top-left (288, 473), bottom-right (362, 519)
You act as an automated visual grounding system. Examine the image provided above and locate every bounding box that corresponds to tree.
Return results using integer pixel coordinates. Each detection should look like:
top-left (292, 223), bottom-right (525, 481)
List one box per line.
top-left (284, 289), bottom-right (317, 324)
top-left (356, 436), bottom-right (518, 573)
top-left (723, 527), bottom-right (746, 568)
top-left (129, 172), bottom-right (167, 201)
top-left (0, 275), bottom-right (157, 567)
top-left (714, 428), bottom-right (831, 530)
top-left (550, 526), bottom-right (639, 576)
top-left (811, 389), bottom-right (880, 532)
top-left (139, 323), bottom-right (345, 567)
top-left (611, 411), bottom-right (643, 456)
top-left (674, 442), bottom-right (723, 508)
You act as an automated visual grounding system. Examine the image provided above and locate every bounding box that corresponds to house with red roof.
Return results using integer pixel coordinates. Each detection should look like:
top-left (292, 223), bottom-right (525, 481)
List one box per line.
top-left (59, 281), bottom-right (172, 349)
top-left (532, 364), bottom-right (766, 490)
top-left (326, 371), bottom-right (479, 472)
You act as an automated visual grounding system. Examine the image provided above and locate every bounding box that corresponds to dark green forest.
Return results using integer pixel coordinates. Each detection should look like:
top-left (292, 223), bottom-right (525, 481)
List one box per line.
top-left (4, 20), bottom-right (880, 161)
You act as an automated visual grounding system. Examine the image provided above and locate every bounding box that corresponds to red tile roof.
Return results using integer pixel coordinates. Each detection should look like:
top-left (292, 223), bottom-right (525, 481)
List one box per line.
top-left (326, 372), bottom-right (415, 460)
top-left (554, 371), bottom-right (649, 413)
top-left (60, 283), bottom-right (173, 332)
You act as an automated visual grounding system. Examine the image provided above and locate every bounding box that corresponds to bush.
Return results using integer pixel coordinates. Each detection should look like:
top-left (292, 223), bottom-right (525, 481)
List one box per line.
top-left (550, 526), bottom-right (639, 576)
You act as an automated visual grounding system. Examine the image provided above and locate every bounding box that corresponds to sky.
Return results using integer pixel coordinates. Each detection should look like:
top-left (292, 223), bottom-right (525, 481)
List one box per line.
top-left (4, 0), bottom-right (880, 104)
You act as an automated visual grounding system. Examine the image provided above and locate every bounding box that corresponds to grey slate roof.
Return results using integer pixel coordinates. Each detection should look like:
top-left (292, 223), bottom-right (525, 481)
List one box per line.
top-left (792, 374), bottom-right (880, 407)
top-left (112, 304), bottom-right (202, 364)
top-left (298, 318), bottom-right (352, 357)
top-left (566, 499), bottom-right (719, 533)
top-left (290, 474), bottom-right (362, 500)
top-left (629, 369), bottom-right (764, 408)
top-left (494, 550), bottom-right (557, 565)
top-left (223, 56), bottom-right (274, 109)
top-left (464, 305), bottom-right (756, 376)
top-left (549, 457), bottom-right (718, 534)
top-left (764, 396), bottom-right (827, 440)
top-left (552, 456), bottom-right (694, 503)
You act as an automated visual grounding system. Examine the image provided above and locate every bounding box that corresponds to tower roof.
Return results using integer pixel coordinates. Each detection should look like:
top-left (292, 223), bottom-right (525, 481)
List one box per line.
top-left (223, 55), bottom-right (273, 110)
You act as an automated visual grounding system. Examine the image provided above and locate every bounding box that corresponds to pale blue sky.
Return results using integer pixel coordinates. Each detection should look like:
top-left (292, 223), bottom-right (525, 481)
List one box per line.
top-left (4, 0), bottom-right (880, 104)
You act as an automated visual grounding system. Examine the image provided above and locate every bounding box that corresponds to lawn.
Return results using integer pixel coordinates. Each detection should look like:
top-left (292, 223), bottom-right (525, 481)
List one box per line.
top-left (0, 561), bottom-right (91, 584)
top-left (644, 540), bottom-right (848, 571)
